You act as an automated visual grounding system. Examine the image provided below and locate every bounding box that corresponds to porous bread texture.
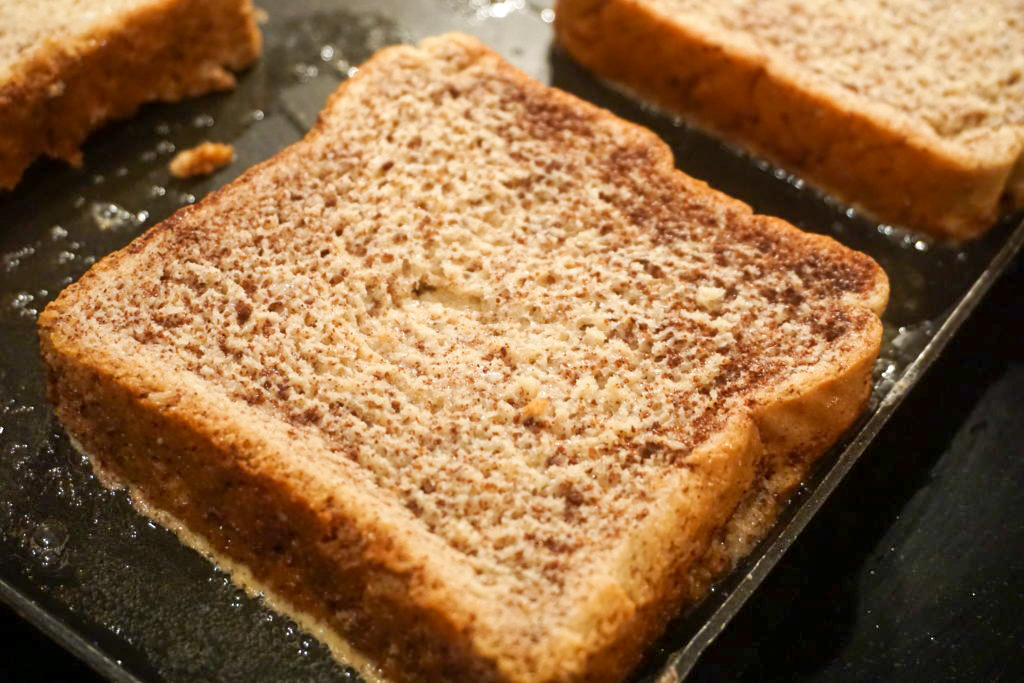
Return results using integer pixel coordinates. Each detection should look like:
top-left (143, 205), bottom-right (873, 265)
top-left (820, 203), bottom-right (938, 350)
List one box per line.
top-left (555, 0), bottom-right (1024, 240)
top-left (40, 33), bottom-right (888, 682)
top-left (0, 0), bottom-right (260, 189)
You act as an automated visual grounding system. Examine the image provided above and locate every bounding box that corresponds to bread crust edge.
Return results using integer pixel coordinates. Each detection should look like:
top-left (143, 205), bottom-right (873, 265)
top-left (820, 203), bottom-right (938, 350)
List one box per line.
top-left (554, 0), bottom-right (1023, 240)
top-left (0, 0), bottom-right (262, 190)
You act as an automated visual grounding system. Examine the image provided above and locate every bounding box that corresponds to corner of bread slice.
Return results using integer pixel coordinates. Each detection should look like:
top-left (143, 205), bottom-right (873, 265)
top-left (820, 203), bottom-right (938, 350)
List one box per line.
top-left (903, 126), bottom-right (1024, 240)
top-left (518, 411), bottom-right (762, 682)
top-left (314, 31), bottom-right (494, 125)
top-left (39, 280), bottom-right (514, 682)
top-left (951, 125), bottom-right (1024, 236)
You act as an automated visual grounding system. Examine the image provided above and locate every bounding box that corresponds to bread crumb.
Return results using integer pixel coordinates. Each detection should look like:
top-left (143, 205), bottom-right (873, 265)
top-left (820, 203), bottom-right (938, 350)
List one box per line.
top-left (572, 375), bottom-right (599, 401)
top-left (169, 142), bottom-right (235, 178)
top-left (696, 286), bottom-right (726, 312)
top-left (522, 398), bottom-right (549, 418)
top-left (514, 375), bottom-right (541, 399)
top-left (583, 326), bottom-right (607, 345)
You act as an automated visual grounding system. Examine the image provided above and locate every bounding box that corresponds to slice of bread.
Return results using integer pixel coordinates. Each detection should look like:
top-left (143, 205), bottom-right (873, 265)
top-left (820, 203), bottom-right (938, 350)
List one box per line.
top-left (555, 0), bottom-right (1024, 240)
top-left (0, 0), bottom-right (261, 190)
top-left (39, 32), bottom-right (887, 682)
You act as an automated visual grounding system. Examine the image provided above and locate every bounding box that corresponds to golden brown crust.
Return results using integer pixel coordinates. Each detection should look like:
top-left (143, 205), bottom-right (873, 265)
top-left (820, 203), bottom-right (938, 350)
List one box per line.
top-left (554, 0), bottom-right (1021, 240)
top-left (39, 32), bottom-right (887, 682)
top-left (0, 0), bottom-right (261, 190)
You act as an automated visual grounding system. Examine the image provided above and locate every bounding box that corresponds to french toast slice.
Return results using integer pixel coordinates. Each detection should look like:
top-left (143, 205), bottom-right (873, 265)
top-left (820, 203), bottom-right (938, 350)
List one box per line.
top-left (40, 32), bottom-right (887, 682)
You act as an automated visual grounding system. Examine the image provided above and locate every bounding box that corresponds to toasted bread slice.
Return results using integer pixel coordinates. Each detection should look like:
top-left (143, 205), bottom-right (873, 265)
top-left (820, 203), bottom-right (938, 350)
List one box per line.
top-left (0, 0), bottom-right (261, 190)
top-left (39, 33), bottom-right (887, 682)
top-left (555, 0), bottom-right (1024, 240)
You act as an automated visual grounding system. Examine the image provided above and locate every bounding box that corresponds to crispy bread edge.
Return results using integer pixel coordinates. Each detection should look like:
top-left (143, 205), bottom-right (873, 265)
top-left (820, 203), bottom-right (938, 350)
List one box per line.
top-left (554, 0), bottom-right (1023, 240)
